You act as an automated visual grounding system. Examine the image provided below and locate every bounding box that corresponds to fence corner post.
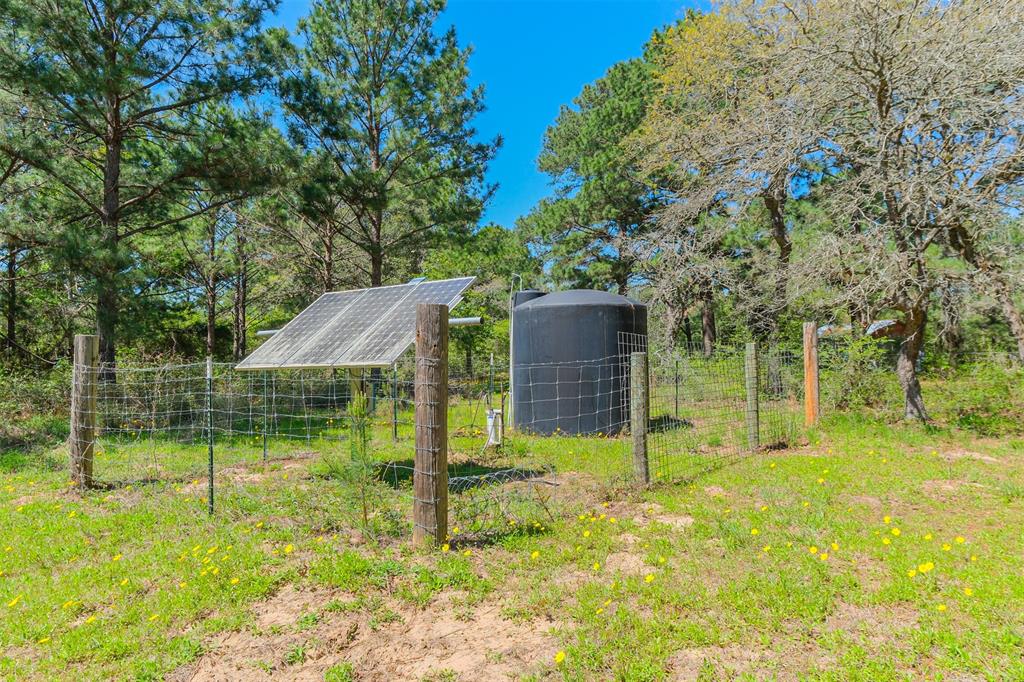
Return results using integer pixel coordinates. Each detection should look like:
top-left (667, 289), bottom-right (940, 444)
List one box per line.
top-left (414, 303), bottom-right (448, 546)
top-left (744, 342), bottom-right (760, 451)
top-left (70, 334), bottom-right (99, 489)
top-left (803, 321), bottom-right (820, 428)
top-left (630, 351), bottom-right (650, 485)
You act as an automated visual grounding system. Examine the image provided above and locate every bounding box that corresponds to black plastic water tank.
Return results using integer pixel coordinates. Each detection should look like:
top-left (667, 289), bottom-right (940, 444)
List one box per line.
top-left (512, 290), bottom-right (647, 435)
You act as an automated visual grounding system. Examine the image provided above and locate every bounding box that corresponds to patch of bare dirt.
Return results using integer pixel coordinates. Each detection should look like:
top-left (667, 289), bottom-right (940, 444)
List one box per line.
top-left (668, 640), bottom-right (833, 681)
top-left (252, 584), bottom-right (338, 630)
top-left (651, 514), bottom-right (695, 530)
top-left (703, 485), bottom-right (727, 497)
top-left (604, 551), bottom-right (646, 575)
top-left (921, 479), bottom-right (984, 500)
top-left (845, 494), bottom-right (882, 509)
top-left (618, 532), bottom-right (640, 545)
top-left (820, 601), bottom-right (918, 643)
top-left (850, 554), bottom-right (888, 594)
top-left (217, 457), bottom-right (314, 486)
top-left (940, 449), bottom-right (1002, 465)
top-left (174, 591), bottom-right (557, 682)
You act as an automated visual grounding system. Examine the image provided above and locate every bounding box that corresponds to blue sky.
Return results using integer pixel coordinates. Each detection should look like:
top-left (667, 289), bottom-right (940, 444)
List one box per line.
top-left (273, 0), bottom-right (702, 227)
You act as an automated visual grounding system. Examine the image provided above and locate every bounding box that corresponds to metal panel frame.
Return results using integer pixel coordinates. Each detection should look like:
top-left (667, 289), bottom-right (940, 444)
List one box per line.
top-left (235, 277), bottom-right (474, 371)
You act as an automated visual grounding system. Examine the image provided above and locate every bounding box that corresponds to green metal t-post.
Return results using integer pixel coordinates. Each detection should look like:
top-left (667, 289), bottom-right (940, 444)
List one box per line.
top-left (391, 364), bottom-right (399, 442)
top-left (744, 342), bottom-right (760, 451)
top-left (206, 357), bottom-right (214, 515)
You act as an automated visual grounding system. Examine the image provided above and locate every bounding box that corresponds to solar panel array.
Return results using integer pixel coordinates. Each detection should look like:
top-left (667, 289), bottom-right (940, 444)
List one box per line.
top-left (236, 277), bottom-right (475, 370)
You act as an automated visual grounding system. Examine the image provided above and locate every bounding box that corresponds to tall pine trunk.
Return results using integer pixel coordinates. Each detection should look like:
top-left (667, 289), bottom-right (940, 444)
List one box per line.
top-left (232, 228), bottom-right (248, 362)
top-left (206, 224), bottom-right (217, 358)
top-left (4, 241), bottom-right (15, 352)
top-left (896, 306), bottom-right (928, 421)
top-left (98, 26), bottom-right (122, 379)
top-left (701, 290), bottom-right (716, 358)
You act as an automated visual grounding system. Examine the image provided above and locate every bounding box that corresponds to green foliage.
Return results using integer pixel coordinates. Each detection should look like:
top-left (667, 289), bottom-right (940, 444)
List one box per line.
top-left (324, 662), bottom-right (356, 682)
top-left (519, 36), bottom-right (669, 293)
top-left (0, 0), bottom-right (290, 362)
top-left (820, 336), bottom-right (899, 412)
top-left (422, 224), bottom-right (537, 370)
top-left (280, 0), bottom-right (498, 287)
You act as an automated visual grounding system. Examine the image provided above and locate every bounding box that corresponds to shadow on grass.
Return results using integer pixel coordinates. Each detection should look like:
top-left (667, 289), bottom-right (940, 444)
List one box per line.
top-left (374, 458), bottom-right (549, 493)
top-left (648, 414), bottom-right (694, 433)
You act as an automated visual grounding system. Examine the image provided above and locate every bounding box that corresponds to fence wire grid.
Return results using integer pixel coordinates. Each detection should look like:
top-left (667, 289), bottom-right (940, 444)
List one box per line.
top-left (69, 333), bottom-right (818, 540)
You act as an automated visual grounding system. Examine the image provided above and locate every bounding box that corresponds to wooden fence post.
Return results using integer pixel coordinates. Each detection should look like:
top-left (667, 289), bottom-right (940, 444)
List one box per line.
top-left (70, 334), bottom-right (99, 488)
top-left (414, 303), bottom-right (448, 546)
top-left (630, 351), bottom-right (650, 485)
top-left (744, 342), bottom-right (760, 451)
top-left (803, 322), bottom-right (820, 427)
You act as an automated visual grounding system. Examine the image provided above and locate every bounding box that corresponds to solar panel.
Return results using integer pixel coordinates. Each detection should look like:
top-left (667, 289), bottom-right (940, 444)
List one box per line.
top-left (283, 284), bottom-right (413, 368)
top-left (235, 277), bottom-right (475, 370)
top-left (338, 277), bottom-right (474, 365)
top-left (234, 291), bottom-right (361, 369)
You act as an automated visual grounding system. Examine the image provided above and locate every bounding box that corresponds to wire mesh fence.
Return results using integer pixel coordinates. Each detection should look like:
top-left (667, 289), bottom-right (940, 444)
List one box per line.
top-left (76, 352), bottom-right (566, 539)
top-left (68, 330), bottom-right (822, 541)
top-left (645, 343), bottom-right (803, 483)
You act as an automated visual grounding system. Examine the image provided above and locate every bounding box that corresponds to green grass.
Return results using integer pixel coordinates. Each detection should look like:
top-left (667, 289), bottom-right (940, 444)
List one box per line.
top-left (2, 388), bottom-right (1023, 678)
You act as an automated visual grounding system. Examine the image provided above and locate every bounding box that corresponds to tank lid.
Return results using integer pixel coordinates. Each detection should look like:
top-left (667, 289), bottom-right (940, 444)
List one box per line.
top-left (512, 289), bottom-right (546, 308)
top-left (515, 289), bottom-right (644, 309)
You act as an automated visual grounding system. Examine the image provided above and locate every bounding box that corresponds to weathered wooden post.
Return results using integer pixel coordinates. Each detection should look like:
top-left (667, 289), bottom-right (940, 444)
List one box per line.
top-left (70, 334), bottom-right (99, 488)
top-left (803, 321), bottom-right (820, 427)
top-left (630, 351), bottom-right (650, 485)
top-left (744, 342), bottom-right (760, 451)
top-left (413, 303), bottom-right (448, 546)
